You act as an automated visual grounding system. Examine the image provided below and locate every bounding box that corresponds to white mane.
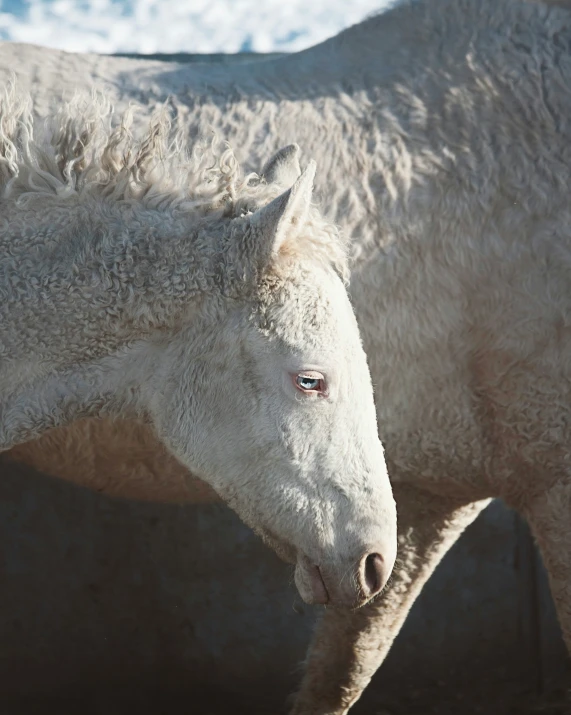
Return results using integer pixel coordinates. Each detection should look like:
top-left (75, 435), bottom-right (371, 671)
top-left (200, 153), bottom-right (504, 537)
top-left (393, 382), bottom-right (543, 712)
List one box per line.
top-left (0, 84), bottom-right (349, 281)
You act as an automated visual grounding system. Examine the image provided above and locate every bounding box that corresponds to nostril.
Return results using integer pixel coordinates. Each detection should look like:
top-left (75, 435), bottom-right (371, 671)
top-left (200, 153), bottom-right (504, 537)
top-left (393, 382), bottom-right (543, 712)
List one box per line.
top-left (363, 553), bottom-right (385, 597)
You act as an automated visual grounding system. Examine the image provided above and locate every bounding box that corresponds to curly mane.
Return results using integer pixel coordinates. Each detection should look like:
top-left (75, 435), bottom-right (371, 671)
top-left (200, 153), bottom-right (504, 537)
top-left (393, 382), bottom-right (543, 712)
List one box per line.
top-left (0, 83), bottom-right (349, 281)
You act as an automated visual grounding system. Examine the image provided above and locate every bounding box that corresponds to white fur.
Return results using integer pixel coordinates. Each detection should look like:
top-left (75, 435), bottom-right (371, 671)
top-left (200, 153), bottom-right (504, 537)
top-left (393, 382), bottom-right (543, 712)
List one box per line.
top-left (0, 87), bottom-right (397, 610)
top-left (3, 0), bottom-right (571, 711)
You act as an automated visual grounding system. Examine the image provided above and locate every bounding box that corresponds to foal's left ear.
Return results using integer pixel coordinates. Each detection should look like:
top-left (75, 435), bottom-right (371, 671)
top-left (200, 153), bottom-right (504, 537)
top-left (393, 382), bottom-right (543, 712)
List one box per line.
top-left (261, 144), bottom-right (302, 187)
top-left (247, 159), bottom-right (316, 263)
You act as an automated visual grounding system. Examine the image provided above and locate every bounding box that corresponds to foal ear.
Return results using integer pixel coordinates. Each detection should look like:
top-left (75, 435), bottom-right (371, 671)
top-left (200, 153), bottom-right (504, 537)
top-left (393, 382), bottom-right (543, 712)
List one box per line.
top-left (261, 144), bottom-right (302, 187)
top-left (248, 159), bottom-right (316, 261)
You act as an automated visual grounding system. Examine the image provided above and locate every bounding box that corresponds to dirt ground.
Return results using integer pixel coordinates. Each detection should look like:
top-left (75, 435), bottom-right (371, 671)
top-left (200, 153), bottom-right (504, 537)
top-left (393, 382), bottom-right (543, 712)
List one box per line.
top-left (366, 680), bottom-right (571, 715)
top-left (404, 687), bottom-right (571, 715)
top-left (0, 680), bottom-right (568, 715)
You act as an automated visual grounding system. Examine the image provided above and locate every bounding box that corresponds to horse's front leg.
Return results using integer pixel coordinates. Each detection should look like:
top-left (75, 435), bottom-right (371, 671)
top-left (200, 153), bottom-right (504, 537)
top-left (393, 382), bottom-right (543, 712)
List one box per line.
top-left (523, 479), bottom-right (571, 658)
top-left (289, 484), bottom-right (490, 715)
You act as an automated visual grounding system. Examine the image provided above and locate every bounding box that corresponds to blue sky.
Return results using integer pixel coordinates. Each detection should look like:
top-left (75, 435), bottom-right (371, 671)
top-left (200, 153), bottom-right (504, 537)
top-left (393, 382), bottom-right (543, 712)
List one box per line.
top-left (0, 0), bottom-right (391, 55)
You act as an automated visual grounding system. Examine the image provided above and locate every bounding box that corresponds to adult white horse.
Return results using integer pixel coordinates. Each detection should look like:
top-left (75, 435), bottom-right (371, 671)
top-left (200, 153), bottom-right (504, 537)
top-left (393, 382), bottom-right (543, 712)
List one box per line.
top-left (4, 0), bottom-right (571, 712)
top-left (0, 90), bottom-right (397, 611)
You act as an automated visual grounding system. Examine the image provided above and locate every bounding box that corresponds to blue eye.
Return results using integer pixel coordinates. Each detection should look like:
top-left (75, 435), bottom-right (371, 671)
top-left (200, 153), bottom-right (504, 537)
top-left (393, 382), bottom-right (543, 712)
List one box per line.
top-left (297, 376), bottom-right (320, 391)
top-left (294, 373), bottom-right (326, 394)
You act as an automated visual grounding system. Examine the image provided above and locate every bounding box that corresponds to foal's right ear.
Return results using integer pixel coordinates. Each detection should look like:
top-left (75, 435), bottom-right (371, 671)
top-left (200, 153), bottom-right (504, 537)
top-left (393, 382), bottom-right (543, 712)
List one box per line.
top-left (261, 144), bottom-right (302, 188)
top-left (246, 159), bottom-right (316, 264)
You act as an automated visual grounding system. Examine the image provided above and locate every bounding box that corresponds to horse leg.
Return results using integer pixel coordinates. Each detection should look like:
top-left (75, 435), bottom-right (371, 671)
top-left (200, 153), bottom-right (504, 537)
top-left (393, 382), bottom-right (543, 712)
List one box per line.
top-left (289, 484), bottom-right (490, 715)
top-left (523, 479), bottom-right (571, 656)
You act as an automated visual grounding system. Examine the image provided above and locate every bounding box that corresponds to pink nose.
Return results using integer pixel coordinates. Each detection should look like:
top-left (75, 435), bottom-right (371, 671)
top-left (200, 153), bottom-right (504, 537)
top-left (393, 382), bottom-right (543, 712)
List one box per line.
top-left (295, 549), bottom-right (392, 608)
top-left (359, 552), bottom-right (387, 600)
